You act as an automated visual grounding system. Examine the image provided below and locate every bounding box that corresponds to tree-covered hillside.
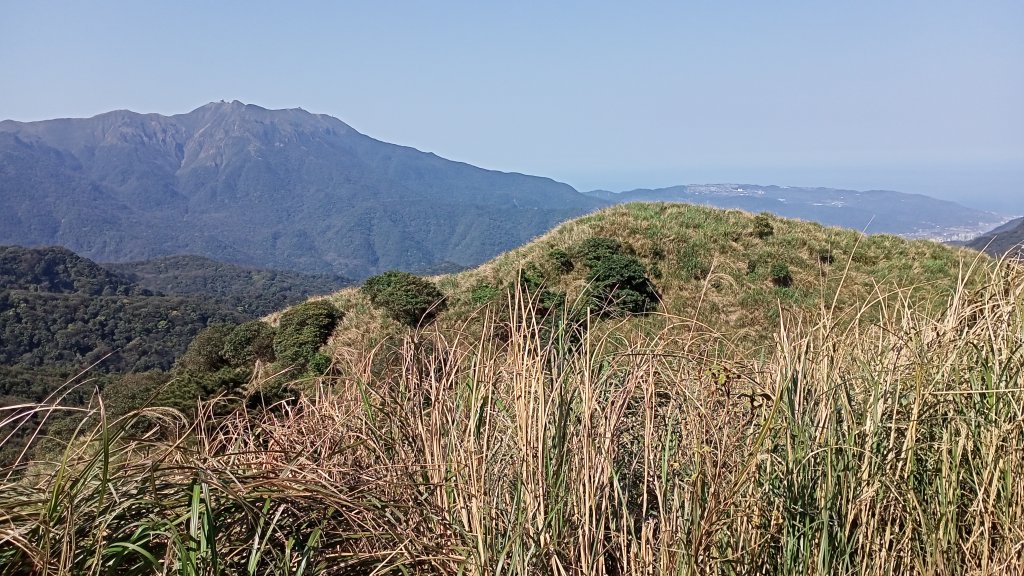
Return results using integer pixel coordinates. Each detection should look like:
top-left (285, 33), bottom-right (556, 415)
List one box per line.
top-left (105, 254), bottom-right (350, 317)
top-left (0, 101), bottom-right (604, 277)
top-left (0, 246), bottom-right (247, 375)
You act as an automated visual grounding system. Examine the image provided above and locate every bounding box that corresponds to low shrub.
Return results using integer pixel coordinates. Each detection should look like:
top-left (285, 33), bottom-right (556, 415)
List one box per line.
top-left (547, 248), bottom-right (574, 273)
top-left (175, 324), bottom-right (235, 374)
top-left (588, 253), bottom-right (659, 316)
top-left (470, 282), bottom-right (501, 305)
top-left (222, 321), bottom-right (276, 366)
top-left (573, 237), bottom-right (625, 268)
top-left (273, 300), bottom-right (343, 370)
top-left (769, 262), bottom-right (793, 287)
top-left (816, 246), bottom-right (835, 265)
top-left (753, 212), bottom-right (775, 239)
top-left (362, 271), bottom-right (446, 327)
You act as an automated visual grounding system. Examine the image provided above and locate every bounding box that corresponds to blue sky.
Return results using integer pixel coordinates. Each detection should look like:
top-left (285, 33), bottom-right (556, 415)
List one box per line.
top-left (2, 1), bottom-right (1021, 212)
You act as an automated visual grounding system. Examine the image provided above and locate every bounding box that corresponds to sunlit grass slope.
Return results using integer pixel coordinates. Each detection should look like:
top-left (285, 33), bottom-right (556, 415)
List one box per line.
top-left (2, 203), bottom-right (1020, 575)
top-left (323, 202), bottom-right (984, 357)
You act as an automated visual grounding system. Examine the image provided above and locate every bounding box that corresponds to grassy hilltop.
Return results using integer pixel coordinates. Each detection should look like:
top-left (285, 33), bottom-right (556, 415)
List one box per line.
top-left (2, 203), bottom-right (1022, 575)
top-left (322, 202), bottom-right (978, 354)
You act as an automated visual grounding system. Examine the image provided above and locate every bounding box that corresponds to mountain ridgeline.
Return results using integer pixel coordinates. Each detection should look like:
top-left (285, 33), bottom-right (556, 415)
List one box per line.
top-left (585, 184), bottom-right (1006, 242)
top-left (1, 102), bottom-right (1010, 279)
top-left (965, 217), bottom-right (1024, 257)
top-left (0, 101), bottom-right (604, 278)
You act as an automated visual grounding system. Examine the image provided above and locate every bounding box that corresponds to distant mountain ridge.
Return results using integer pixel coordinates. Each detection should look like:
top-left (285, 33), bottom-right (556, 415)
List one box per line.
top-left (0, 101), bottom-right (604, 278)
top-left (585, 184), bottom-right (1007, 242)
top-left (2, 102), bottom-right (1009, 276)
top-left (965, 217), bottom-right (1024, 257)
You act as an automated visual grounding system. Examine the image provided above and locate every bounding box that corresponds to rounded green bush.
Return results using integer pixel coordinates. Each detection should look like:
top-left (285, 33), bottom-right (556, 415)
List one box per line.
top-left (769, 262), bottom-right (793, 287)
top-left (587, 253), bottom-right (659, 316)
top-left (362, 271), bottom-right (446, 327)
top-left (547, 248), bottom-right (575, 273)
top-left (176, 324), bottom-right (234, 374)
top-left (223, 321), bottom-right (276, 366)
top-left (753, 213), bottom-right (775, 239)
top-left (273, 300), bottom-right (343, 370)
top-left (306, 352), bottom-right (332, 375)
top-left (470, 282), bottom-right (501, 305)
top-left (573, 237), bottom-right (625, 268)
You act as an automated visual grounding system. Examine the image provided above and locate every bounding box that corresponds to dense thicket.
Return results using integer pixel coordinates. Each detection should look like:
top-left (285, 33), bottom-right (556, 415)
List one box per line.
top-left (273, 300), bottom-right (343, 373)
top-left (0, 246), bottom-right (347, 377)
top-left (0, 290), bottom-right (244, 372)
top-left (0, 246), bottom-right (246, 464)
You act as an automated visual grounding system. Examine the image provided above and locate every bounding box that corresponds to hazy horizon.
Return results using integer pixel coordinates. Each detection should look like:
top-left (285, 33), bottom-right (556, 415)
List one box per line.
top-left (2, 1), bottom-right (1020, 214)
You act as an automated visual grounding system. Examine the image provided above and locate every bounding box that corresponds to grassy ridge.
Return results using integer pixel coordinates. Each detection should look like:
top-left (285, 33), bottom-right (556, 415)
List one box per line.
top-left (326, 203), bottom-right (980, 356)
top-left (1, 204), bottom-right (1020, 574)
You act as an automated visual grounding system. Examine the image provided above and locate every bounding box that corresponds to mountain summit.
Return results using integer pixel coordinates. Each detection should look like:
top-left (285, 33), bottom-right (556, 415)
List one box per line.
top-left (0, 102), bottom-right (603, 277)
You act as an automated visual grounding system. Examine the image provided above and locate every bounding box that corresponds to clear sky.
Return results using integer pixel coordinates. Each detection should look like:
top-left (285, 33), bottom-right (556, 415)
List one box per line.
top-left (2, 1), bottom-right (1021, 212)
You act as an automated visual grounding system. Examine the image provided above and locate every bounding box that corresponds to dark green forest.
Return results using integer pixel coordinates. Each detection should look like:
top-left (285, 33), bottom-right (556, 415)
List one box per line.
top-left (106, 254), bottom-right (349, 317)
top-left (0, 245), bottom-right (349, 465)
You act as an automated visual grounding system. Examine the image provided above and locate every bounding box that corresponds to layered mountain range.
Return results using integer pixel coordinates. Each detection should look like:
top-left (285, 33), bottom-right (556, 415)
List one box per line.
top-left (585, 185), bottom-right (1007, 242)
top-left (0, 102), bottom-right (1012, 278)
top-left (0, 101), bottom-right (603, 278)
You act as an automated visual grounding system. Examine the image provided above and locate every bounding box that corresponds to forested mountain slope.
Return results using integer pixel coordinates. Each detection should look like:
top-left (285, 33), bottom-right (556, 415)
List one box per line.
top-left (0, 101), bottom-right (604, 278)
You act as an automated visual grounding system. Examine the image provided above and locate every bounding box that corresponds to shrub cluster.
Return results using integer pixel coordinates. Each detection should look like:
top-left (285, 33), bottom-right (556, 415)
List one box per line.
top-left (572, 237), bottom-right (626, 268)
top-left (470, 282), bottom-right (501, 305)
top-left (547, 248), bottom-right (574, 274)
top-left (769, 262), bottom-right (793, 287)
top-left (177, 321), bottom-right (278, 375)
top-left (587, 253), bottom-right (659, 315)
top-left (514, 266), bottom-right (567, 317)
top-left (753, 212), bottom-right (775, 239)
top-left (362, 271), bottom-right (447, 327)
top-left (573, 236), bottom-right (659, 316)
top-left (273, 300), bottom-right (343, 372)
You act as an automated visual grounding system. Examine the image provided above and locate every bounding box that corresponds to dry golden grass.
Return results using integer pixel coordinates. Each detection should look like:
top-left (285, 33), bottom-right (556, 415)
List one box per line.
top-left (2, 251), bottom-right (1022, 574)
